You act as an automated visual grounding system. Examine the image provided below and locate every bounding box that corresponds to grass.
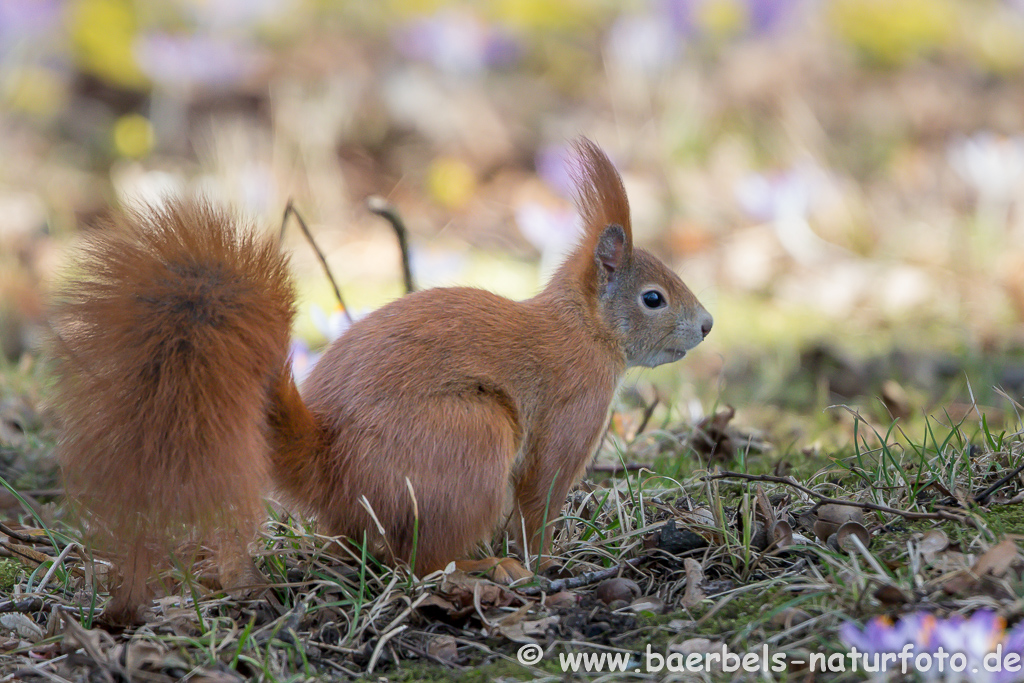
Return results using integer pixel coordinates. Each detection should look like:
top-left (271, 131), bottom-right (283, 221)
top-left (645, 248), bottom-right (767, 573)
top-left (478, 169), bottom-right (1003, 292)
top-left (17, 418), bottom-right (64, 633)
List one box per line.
top-left (1, 346), bottom-right (1024, 681)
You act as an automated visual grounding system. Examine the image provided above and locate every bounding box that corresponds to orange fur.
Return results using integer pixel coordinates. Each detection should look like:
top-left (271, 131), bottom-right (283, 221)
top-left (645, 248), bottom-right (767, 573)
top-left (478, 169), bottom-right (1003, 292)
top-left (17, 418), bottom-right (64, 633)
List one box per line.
top-left (50, 201), bottom-right (294, 623)
top-left (50, 138), bottom-right (712, 620)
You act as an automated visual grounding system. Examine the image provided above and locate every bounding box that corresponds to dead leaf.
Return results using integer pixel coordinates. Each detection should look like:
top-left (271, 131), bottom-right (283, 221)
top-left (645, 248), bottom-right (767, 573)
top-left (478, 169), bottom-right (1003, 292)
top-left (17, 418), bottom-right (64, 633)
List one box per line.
top-left (692, 406), bottom-right (737, 460)
top-left (60, 614), bottom-right (111, 660)
top-left (543, 591), bottom-right (577, 610)
top-left (628, 596), bottom-right (665, 613)
top-left (755, 484), bottom-right (777, 528)
top-left (667, 618), bottom-right (695, 631)
top-left (749, 522), bottom-right (769, 551)
top-left (121, 641), bottom-right (168, 678)
top-left (497, 616), bottom-right (558, 644)
top-left (427, 635), bottom-right (459, 664)
top-left (437, 570), bottom-right (516, 616)
top-left (520, 616), bottom-right (559, 636)
top-left (881, 379), bottom-right (911, 419)
top-left (770, 608), bottom-right (812, 629)
top-left (596, 578), bottom-right (640, 605)
top-left (0, 613), bottom-right (44, 642)
top-left (918, 529), bottom-right (949, 563)
top-left (497, 602), bottom-right (533, 628)
top-left (941, 539), bottom-right (1021, 594)
top-left (669, 637), bottom-right (722, 655)
top-left (769, 520), bottom-right (793, 549)
top-left (873, 584), bottom-right (909, 606)
top-left (973, 539), bottom-right (1019, 577)
top-left (1, 542), bottom-right (53, 567)
top-left (682, 558), bottom-right (705, 609)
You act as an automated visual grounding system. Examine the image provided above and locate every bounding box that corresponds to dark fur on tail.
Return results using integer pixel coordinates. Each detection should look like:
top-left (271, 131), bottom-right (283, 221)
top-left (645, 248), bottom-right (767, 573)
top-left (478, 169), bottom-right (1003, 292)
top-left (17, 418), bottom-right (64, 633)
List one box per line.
top-left (49, 199), bottom-right (295, 621)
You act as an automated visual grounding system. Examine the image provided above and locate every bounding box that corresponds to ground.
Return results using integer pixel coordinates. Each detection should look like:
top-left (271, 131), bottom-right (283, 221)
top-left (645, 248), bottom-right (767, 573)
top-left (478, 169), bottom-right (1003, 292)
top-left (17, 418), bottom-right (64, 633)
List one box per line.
top-left (2, 337), bottom-right (1023, 681)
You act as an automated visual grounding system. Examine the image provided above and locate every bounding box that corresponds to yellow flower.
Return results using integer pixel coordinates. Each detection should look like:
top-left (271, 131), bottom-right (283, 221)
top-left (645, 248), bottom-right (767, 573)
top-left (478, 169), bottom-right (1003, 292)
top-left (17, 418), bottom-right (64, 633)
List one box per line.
top-left (968, 9), bottom-right (1024, 76)
top-left (427, 157), bottom-right (477, 210)
top-left (697, 0), bottom-right (748, 41)
top-left (6, 66), bottom-right (67, 118)
top-left (488, 0), bottom-right (595, 32)
top-left (830, 0), bottom-right (956, 67)
top-left (69, 0), bottom-right (147, 89)
top-left (113, 114), bottom-right (154, 158)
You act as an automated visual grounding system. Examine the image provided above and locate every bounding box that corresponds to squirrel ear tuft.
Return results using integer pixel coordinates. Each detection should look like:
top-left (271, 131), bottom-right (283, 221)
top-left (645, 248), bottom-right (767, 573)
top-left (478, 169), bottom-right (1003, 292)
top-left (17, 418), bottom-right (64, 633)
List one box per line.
top-left (571, 138), bottom-right (632, 248)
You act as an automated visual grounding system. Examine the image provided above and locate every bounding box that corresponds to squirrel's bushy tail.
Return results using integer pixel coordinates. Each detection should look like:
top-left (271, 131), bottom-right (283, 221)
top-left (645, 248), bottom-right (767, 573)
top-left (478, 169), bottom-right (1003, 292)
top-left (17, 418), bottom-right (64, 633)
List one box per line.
top-left (50, 199), bottom-right (295, 620)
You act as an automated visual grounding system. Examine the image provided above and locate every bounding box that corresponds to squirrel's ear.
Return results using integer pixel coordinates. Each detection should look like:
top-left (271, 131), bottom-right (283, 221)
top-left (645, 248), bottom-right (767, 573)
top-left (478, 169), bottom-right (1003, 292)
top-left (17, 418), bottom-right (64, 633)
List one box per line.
top-left (595, 223), bottom-right (628, 282)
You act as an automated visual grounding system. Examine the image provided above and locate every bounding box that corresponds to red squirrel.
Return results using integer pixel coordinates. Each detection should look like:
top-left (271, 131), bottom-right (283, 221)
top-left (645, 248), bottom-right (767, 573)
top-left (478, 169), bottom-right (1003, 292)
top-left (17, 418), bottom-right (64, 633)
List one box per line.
top-left (50, 138), bottom-right (712, 623)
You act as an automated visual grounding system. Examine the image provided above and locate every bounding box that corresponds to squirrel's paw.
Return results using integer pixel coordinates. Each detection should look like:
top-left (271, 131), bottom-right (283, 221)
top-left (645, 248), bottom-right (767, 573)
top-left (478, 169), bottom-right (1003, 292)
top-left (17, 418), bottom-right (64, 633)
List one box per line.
top-left (455, 557), bottom-right (533, 584)
top-left (218, 556), bottom-right (269, 600)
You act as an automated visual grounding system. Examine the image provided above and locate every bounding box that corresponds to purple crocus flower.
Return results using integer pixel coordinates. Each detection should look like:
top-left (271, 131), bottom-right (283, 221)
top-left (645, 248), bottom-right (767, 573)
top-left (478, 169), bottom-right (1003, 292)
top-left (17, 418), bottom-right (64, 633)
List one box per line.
top-left (840, 615), bottom-right (919, 655)
top-left (997, 621), bottom-right (1024, 683)
top-left (657, 0), bottom-right (801, 38)
top-left (310, 304), bottom-right (352, 343)
top-left (745, 0), bottom-right (799, 34)
top-left (134, 33), bottom-right (259, 89)
top-left (735, 164), bottom-right (834, 265)
top-left (606, 11), bottom-right (681, 75)
top-left (657, 0), bottom-right (695, 35)
top-left (0, 0), bottom-right (61, 42)
top-left (289, 339), bottom-right (320, 385)
top-left (1003, 620), bottom-right (1024, 654)
top-left (933, 612), bottom-right (1007, 682)
top-left (0, 0), bottom-right (62, 60)
top-left (535, 144), bottom-right (579, 199)
top-left (735, 165), bottom-right (820, 223)
top-left (395, 9), bottom-right (521, 77)
top-left (840, 612), bottom-right (1024, 682)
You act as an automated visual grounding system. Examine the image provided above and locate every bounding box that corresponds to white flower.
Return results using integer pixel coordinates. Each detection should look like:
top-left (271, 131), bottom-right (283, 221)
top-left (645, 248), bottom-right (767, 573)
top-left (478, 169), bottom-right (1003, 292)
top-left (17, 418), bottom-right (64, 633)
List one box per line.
top-left (515, 201), bottom-right (581, 281)
top-left (949, 132), bottom-right (1024, 202)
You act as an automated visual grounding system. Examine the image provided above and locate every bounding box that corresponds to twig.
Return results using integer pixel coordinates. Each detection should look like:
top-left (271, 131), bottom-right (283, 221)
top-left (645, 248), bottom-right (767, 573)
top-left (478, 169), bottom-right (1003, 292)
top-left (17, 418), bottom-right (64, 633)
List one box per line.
top-left (367, 624), bottom-right (408, 674)
top-left (399, 640), bottom-right (469, 671)
top-left (0, 541), bottom-right (49, 566)
top-left (706, 472), bottom-right (971, 524)
top-left (973, 461), bottom-right (1024, 504)
top-left (367, 196), bottom-right (416, 294)
top-left (0, 597), bottom-right (44, 613)
top-left (0, 522), bottom-right (40, 545)
top-left (278, 200), bottom-right (352, 323)
top-left (517, 556), bottom-right (648, 596)
top-left (589, 462), bottom-right (647, 474)
top-left (18, 489), bottom-right (63, 498)
top-left (633, 395), bottom-right (660, 439)
top-left (37, 542), bottom-right (78, 593)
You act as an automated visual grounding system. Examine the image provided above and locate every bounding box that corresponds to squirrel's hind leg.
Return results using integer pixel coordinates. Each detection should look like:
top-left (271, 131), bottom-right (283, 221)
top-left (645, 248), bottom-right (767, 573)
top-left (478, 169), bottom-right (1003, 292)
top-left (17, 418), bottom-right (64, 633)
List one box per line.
top-left (102, 543), bottom-right (157, 626)
top-left (215, 529), bottom-right (268, 599)
top-left (368, 394), bottom-right (522, 576)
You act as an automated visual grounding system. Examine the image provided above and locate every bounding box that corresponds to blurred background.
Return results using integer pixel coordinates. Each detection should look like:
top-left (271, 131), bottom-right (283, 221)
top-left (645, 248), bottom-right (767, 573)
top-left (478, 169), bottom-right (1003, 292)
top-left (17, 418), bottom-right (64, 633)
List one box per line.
top-left (4, 0), bottom-right (1024, 453)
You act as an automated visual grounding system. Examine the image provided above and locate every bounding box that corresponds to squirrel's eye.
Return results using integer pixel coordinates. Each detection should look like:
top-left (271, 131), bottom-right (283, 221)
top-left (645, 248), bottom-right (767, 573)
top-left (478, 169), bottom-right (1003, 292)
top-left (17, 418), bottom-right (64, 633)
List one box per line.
top-left (641, 290), bottom-right (666, 309)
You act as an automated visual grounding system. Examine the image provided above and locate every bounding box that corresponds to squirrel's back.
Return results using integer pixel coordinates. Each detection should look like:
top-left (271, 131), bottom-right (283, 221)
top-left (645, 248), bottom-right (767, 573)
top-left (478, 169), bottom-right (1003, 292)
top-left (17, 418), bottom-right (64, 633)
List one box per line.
top-left (50, 200), bottom-right (295, 579)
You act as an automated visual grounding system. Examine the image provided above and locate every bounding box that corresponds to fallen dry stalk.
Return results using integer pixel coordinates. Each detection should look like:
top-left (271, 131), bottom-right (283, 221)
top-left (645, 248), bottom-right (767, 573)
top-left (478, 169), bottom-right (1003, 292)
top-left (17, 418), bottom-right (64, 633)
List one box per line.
top-left (517, 556), bottom-right (649, 596)
top-left (706, 472), bottom-right (973, 525)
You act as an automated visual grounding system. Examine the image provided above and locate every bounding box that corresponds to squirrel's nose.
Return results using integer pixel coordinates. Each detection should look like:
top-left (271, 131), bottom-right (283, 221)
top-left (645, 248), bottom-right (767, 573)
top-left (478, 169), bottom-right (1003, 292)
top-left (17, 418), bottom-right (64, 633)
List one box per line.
top-left (699, 311), bottom-right (713, 339)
